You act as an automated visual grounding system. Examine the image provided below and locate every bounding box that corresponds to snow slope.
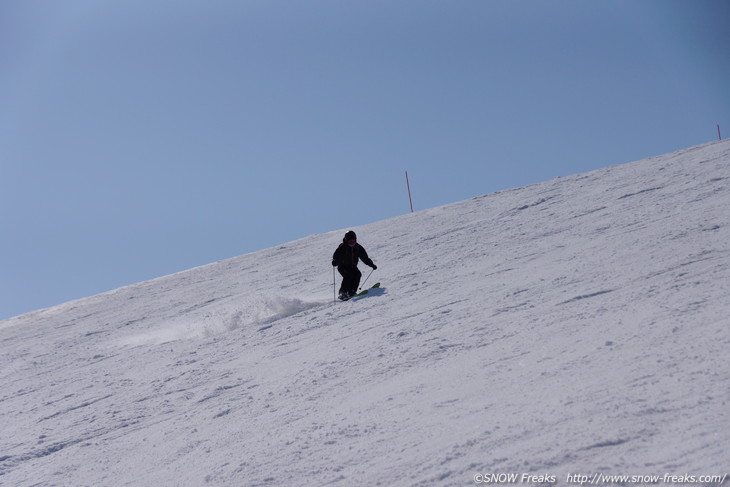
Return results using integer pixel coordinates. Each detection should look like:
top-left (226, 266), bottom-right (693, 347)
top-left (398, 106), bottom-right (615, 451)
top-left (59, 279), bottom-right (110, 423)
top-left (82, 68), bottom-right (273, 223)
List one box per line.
top-left (1, 141), bottom-right (729, 487)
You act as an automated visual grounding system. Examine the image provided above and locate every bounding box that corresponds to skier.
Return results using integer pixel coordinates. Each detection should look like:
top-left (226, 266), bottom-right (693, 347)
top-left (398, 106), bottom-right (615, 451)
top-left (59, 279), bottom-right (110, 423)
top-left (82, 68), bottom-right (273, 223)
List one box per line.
top-left (332, 230), bottom-right (377, 300)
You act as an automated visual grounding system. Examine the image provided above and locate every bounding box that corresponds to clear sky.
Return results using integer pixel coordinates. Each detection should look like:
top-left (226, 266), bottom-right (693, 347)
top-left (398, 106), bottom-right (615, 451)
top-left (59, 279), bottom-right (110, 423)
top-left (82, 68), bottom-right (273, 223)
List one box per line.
top-left (2, 0), bottom-right (729, 320)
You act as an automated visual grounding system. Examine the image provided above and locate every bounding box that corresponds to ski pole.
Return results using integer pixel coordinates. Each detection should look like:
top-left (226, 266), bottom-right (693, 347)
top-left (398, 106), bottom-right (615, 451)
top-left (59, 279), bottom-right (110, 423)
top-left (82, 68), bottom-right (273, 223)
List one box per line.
top-left (360, 268), bottom-right (375, 290)
top-left (333, 266), bottom-right (336, 303)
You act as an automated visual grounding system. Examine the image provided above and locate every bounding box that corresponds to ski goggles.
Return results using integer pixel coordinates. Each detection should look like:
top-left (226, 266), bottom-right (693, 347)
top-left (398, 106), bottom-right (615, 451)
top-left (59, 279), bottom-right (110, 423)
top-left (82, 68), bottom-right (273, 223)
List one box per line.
top-left (346, 238), bottom-right (356, 246)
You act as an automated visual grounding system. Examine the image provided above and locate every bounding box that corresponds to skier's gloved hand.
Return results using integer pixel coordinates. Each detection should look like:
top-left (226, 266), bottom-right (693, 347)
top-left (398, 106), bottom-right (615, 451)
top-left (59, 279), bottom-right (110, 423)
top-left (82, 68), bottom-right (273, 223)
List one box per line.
top-left (332, 260), bottom-right (337, 267)
top-left (371, 264), bottom-right (377, 270)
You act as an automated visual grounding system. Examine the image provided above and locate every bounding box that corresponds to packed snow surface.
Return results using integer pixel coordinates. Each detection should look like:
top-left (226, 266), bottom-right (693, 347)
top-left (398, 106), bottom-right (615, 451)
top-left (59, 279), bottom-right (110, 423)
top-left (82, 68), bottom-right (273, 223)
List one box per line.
top-left (2, 141), bottom-right (729, 486)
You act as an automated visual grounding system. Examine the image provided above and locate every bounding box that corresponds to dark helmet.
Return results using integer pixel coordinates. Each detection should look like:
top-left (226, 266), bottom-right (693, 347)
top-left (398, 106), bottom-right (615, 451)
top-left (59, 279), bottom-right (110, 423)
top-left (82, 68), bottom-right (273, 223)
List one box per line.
top-left (344, 230), bottom-right (357, 242)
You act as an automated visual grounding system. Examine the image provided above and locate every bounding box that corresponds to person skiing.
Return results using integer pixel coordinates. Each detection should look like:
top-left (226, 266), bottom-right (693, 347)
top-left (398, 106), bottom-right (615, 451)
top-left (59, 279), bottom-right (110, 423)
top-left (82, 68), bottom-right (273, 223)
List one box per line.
top-left (332, 230), bottom-right (377, 300)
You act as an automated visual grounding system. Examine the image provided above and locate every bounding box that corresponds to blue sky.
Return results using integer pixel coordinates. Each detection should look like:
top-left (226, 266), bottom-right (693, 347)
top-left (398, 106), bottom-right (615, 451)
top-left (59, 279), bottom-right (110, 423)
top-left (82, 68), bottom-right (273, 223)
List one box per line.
top-left (2, 0), bottom-right (729, 320)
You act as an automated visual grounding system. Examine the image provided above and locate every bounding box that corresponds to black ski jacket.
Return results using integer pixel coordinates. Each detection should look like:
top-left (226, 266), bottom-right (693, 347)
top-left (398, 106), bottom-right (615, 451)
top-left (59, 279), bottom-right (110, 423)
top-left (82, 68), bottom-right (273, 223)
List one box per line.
top-left (332, 242), bottom-right (375, 269)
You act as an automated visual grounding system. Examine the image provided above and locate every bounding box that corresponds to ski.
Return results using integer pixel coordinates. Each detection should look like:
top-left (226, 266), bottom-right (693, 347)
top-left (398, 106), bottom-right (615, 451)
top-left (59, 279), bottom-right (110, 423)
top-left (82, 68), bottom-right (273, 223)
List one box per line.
top-left (353, 282), bottom-right (380, 297)
top-left (338, 283), bottom-right (380, 302)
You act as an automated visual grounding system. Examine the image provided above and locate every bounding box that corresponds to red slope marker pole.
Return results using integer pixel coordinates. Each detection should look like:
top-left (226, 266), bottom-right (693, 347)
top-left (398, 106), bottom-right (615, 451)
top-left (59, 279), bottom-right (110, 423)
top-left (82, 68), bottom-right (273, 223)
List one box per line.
top-left (405, 170), bottom-right (414, 213)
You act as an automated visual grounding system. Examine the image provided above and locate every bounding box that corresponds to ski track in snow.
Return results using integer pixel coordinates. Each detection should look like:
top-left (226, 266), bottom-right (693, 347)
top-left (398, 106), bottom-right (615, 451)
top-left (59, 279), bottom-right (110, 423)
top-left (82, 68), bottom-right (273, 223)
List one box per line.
top-left (1, 141), bottom-right (729, 486)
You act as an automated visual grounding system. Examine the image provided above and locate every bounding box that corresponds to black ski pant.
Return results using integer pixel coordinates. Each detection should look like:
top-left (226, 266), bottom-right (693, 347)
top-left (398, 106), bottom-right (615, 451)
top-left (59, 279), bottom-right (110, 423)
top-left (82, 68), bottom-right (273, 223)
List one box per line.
top-left (337, 265), bottom-right (361, 294)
